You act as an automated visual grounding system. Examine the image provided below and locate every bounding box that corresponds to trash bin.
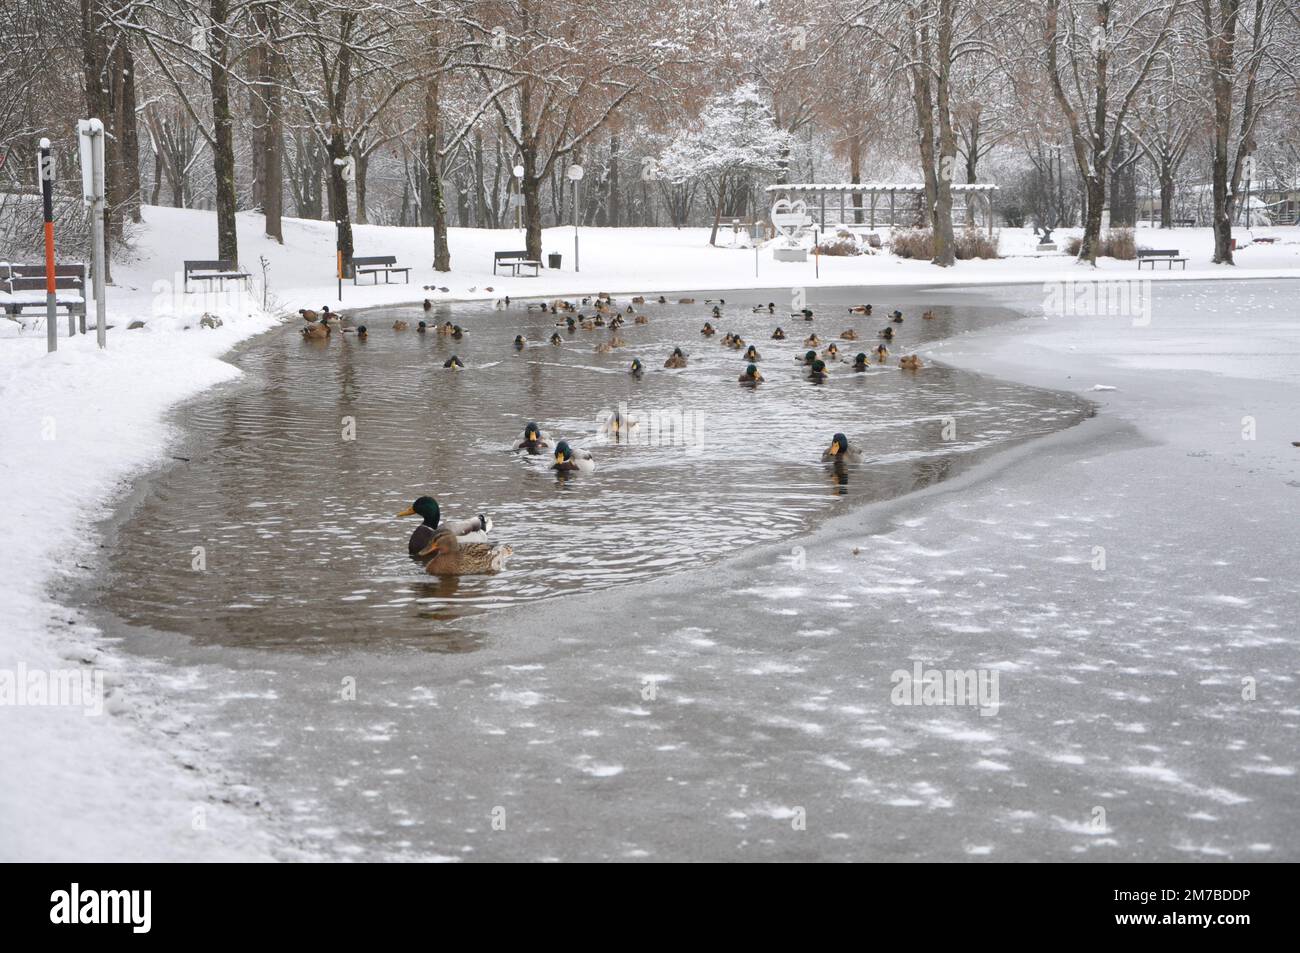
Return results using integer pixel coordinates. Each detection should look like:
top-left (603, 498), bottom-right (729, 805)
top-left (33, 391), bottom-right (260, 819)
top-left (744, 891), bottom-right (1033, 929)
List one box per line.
top-left (548, 253), bottom-right (562, 269)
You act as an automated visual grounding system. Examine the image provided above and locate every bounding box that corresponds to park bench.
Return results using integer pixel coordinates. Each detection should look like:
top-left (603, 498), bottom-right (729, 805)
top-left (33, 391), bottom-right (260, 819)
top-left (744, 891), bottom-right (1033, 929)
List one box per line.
top-left (352, 254), bottom-right (410, 285)
top-left (184, 259), bottom-right (250, 292)
top-left (1172, 218), bottom-right (1196, 227)
top-left (493, 250), bottom-right (542, 277)
top-left (1136, 248), bottom-right (1187, 270)
top-left (0, 262), bottom-right (87, 316)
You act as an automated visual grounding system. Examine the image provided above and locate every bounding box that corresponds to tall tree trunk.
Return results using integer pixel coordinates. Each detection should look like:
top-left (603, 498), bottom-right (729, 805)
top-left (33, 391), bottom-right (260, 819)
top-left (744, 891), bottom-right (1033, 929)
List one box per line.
top-left (522, 145), bottom-right (542, 261)
top-left (209, 0), bottom-right (238, 263)
top-left (354, 147), bottom-right (369, 225)
top-left (1160, 171), bottom-right (1174, 228)
top-left (151, 147), bottom-right (162, 206)
top-left (607, 133), bottom-right (621, 227)
top-left (849, 132), bottom-right (863, 223)
top-left (327, 129), bottom-right (354, 273)
top-left (118, 41), bottom-right (142, 224)
top-left (708, 174), bottom-right (726, 246)
top-left (250, 7), bottom-right (283, 242)
top-left (425, 67), bottom-right (450, 270)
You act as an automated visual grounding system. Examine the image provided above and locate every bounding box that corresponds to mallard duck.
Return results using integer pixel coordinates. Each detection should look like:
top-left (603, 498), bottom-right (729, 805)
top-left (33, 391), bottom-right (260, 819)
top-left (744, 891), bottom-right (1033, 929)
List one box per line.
top-left (822, 433), bottom-right (862, 463)
top-left (874, 344), bottom-right (888, 363)
top-left (513, 335), bottom-right (527, 350)
top-left (299, 308), bottom-right (321, 321)
top-left (451, 325), bottom-right (464, 339)
top-left (553, 440), bottom-right (596, 474)
top-left (849, 304), bottom-right (873, 315)
top-left (808, 359), bottom-right (828, 384)
top-left (899, 354), bottom-right (924, 370)
top-left (444, 355), bottom-right (464, 369)
top-left (579, 319), bottom-right (596, 331)
top-left (418, 527), bottom-right (513, 576)
top-left (602, 409), bottom-right (638, 439)
top-left (664, 348), bottom-right (688, 369)
top-left (771, 327), bottom-right (786, 340)
top-left (879, 326), bottom-right (895, 341)
top-left (852, 352), bottom-right (869, 371)
top-left (423, 299), bottom-right (433, 311)
top-left (393, 320), bottom-right (409, 331)
top-left (701, 322), bottom-right (716, 336)
top-left (301, 321), bottom-right (330, 339)
top-left (516, 421), bottom-right (552, 454)
top-left (630, 358), bottom-right (644, 379)
top-left (355, 325), bottom-right (368, 339)
top-left (800, 349), bottom-right (817, 365)
top-left (728, 335), bottom-right (746, 350)
top-left (823, 343), bottom-right (840, 361)
top-left (738, 363), bottom-right (764, 386)
top-left (632, 295), bottom-right (646, 304)
top-left (922, 309), bottom-right (936, 320)
top-left (678, 297), bottom-right (695, 305)
top-left (417, 320), bottom-right (428, 333)
top-left (634, 314), bottom-right (648, 325)
top-left (711, 305), bottom-right (722, 318)
top-left (890, 310), bottom-right (904, 323)
top-left (804, 333), bottom-right (821, 347)
top-left (550, 332), bottom-right (563, 345)
top-left (657, 295), bottom-right (667, 304)
top-left (594, 342), bottom-right (614, 354)
top-left (797, 308), bottom-right (815, 321)
top-left (751, 302), bottom-right (775, 314)
top-left (436, 321), bottom-right (455, 335)
top-left (398, 496), bottom-right (493, 558)
top-left (840, 329), bottom-right (859, 341)
top-left (743, 345), bottom-right (761, 361)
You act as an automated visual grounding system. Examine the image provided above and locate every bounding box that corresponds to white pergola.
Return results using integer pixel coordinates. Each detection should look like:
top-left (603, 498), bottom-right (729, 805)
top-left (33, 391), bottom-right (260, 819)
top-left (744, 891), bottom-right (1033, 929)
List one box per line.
top-left (766, 182), bottom-right (999, 235)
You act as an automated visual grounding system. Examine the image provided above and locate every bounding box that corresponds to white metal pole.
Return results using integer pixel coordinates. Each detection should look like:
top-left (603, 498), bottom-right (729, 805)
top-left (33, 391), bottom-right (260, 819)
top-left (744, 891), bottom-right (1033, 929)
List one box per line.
top-left (91, 127), bottom-right (107, 348)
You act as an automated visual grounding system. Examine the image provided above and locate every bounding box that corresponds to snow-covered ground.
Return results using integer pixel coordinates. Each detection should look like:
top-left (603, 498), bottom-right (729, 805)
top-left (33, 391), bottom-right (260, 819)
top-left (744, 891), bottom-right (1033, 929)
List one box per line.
top-left (1, 207), bottom-right (1297, 860)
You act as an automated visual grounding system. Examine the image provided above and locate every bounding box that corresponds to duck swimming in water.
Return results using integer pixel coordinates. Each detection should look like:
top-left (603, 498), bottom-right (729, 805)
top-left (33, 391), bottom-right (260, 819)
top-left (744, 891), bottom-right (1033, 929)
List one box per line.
top-left (301, 321), bottom-right (330, 340)
top-left (553, 440), bottom-right (596, 474)
top-left (738, 363), bottom-right (764, 386)
top-left (397, 496), bottom-right (493, 558)
top-left (879, 326), bottom-right (895, 341)
top-left (771, 327), bottom-right (786, 340)
top-left (852, 352), bottom-right (869, 371)
top-left (418, 527), bottom-right (513, 576)
top-left (393, 320), bottom-right (409, 331)
top-left (800, 349), bottom-right (817, 366)
top-left (922, 309), bottom-right (936, 320)
top-left (444, 355), bottom-right (464, 369)
top-left (513, 335), bottom-right (526, 350)
top-left (804, 333), bottom-right (821, 347)
top-left (630, 358), bottom-right (644, 379)
top-left (417, 320), bottom-right (428, 333)
top-left (874, 344), bottom-right (889, 363)
top-left (899, 354), bottom-right (924, 370)
top-left (890, 310), bottom-right (904, 323)
top-left (743, 344), bottom-right (761, 361)
top-left (516, 421), bottom-right (551, 454)
top-left (701, 322), bottom-right (716, 336)
top-left (808, 359), bottom-right (828, 384)
top-left (849, 304), bottom-right (873, 315)
top-left (664, 347), bottom-right (688, 369)
top-left (823, 343), bottom-right (841, 361)
top-left (355, 325), bottom-right (368, 339)
top-left (840, 328), bottom-right (859, 340)
top-left (822, 433), bottom-right (863, 463)
top-left (550, 332), bottom-right (563, 345)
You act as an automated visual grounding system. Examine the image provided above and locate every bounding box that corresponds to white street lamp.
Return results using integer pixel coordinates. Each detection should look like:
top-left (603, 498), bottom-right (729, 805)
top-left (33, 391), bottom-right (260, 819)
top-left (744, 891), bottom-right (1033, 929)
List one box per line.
top-left (567, 164), bottom-right (584, 272)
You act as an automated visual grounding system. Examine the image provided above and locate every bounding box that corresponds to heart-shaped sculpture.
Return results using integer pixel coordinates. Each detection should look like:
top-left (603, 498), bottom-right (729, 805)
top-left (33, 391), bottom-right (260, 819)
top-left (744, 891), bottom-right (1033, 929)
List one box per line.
top-left (770, 198), bottom-right (809, 237)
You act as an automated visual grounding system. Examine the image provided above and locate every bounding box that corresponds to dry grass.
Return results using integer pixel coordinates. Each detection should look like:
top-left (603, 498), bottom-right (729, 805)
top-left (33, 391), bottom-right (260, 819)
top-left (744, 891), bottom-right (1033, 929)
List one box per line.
top-left (1065, 228), bottom-right (1136, 260)
top-left (814, 237), bottom-right (863, 257)
top-left (891, 227), bottom-right (1000, 260)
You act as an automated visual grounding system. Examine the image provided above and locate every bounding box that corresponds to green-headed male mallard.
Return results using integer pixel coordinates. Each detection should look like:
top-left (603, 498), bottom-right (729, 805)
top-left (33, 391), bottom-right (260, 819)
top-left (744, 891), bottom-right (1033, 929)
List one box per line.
top-left (516, 421), bottom-right (552, 455)
top-left (398, 496), bottom-right (492, 558)
top-left (738, 363), bottom-right (764, 387)
top-left (553, 440), bottom-right (596, 474)
top-left (822, 433), bottom-right (863, 463)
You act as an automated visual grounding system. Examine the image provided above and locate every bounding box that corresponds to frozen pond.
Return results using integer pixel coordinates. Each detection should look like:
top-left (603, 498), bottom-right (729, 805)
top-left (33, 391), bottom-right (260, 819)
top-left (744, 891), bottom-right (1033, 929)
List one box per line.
top-left (97, 287), bottom-right (1089, 649)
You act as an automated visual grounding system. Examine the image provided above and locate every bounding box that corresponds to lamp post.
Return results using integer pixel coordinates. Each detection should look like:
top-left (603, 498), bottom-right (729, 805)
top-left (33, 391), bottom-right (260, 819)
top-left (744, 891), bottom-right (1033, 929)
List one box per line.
top-left (513, 163), bottom-right (524, 232)
top-left (567, 163), bottom-right (584, 272)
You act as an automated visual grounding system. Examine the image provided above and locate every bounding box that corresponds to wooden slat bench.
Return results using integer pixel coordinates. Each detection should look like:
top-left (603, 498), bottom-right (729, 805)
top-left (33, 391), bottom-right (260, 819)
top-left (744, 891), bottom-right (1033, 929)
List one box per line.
top-left (352, 255), bottom-right (410, 285)
top-left (184, 259), bottom-right (251, 292)
top-left (493, 250), bottom-right (542, 277)
top-left (0, 263), bottom-right (87, 316)
top-left (1136, 248), bottom-right (1187, 270)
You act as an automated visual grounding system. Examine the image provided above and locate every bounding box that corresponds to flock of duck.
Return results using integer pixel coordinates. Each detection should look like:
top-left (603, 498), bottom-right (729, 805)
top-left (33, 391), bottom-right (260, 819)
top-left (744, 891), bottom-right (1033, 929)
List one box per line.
top-left (297, 293), bottom-right (936, 577)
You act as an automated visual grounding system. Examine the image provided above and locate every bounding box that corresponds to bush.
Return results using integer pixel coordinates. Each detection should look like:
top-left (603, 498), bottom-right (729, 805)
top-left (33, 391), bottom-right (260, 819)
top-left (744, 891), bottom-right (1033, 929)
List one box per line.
top-left (814, 237), bottom-right (863, 257)
top-left (1065, 228), bottom-right (1136, 260)
top-left (891, 227), bottom-right (1000, 260)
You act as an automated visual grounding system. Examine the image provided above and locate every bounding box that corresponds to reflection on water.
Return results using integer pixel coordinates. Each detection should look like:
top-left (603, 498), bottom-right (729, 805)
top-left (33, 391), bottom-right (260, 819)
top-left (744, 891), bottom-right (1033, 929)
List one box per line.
top-left (99, 288), bottom-right (1090, 649)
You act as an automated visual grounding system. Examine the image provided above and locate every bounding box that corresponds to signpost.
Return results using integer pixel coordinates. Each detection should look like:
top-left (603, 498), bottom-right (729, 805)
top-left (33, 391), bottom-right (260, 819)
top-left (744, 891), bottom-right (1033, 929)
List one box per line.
top-left (77, 119), bottom-right (107, 348)
top-left (38, 138), bottom-right (57, 353)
